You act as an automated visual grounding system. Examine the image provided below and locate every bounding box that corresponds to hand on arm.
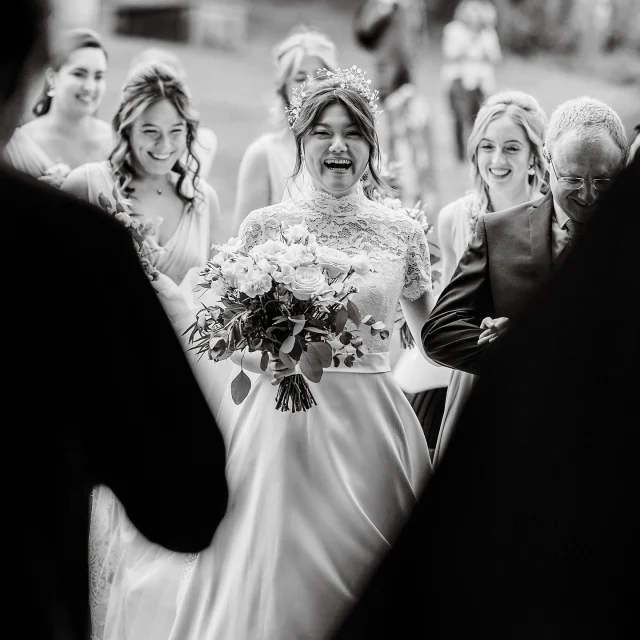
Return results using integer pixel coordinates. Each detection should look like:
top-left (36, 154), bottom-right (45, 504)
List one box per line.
top-left (60, 167), bottom-right (90, 201)
top-left (422, 217), bottom-right (494, 374)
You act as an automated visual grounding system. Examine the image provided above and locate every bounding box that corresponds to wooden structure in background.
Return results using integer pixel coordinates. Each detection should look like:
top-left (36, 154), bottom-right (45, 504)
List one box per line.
top-left (104, 0), bottom-right (249, 48)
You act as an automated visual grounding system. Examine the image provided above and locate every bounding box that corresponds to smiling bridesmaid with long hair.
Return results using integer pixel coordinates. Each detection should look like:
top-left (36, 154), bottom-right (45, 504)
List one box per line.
top-left (4, 28), bottom-right (111, 187)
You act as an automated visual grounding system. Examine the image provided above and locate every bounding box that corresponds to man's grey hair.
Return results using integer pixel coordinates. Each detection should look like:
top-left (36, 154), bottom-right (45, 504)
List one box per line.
top-left (544, 96), bottom-right (629, 166)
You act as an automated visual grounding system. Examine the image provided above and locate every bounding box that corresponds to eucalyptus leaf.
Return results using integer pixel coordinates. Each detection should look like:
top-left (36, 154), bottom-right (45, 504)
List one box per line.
top-left (260, 351), bottom-right (270, 371)
top-left (379, 329), bottom-right (390, 340)
top-left (307, 342), bottom-right (333, 367)
top-left (347, 299), bottom-right (362, 327)
top-left (333, 355), bottom-right (341, 367)
top-left (344, 355), bottom-right (355, 368)
top-left (98, 193), bottom-right (111, 211)
top-left (371, 321), bottom-right (386, 331)
top-left (231, 370), bottom-right (252, 405)
top-left (300, 349), bottom-right (323, 383)
top-left (280, 335), bottom-right (296, 354)
top-left (339, 331), bottom-right (353, 346)
top-left (279, 350), bottom-right (297, 369)
top-left (335, 307), bottom-right (348, 333)
top-left (292, 319), bottom-right (306, 336)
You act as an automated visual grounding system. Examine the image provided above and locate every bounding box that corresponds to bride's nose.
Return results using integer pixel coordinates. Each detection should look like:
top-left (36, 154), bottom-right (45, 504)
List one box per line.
top-left (329, 134), bottom-right (347, 153)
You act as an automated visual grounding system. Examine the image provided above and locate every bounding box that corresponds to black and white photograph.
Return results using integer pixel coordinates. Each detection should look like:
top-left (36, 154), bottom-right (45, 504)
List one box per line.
top-left (5, 1), bottom-right (639, 639)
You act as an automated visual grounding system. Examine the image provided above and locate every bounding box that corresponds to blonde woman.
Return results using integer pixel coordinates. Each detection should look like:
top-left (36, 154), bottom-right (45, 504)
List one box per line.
top-left (433, 90), bottom-right (548, 465)
top-left (231, 27), bottom-right (338, 232)
top-left (62, 62), bottom-right (220, 285)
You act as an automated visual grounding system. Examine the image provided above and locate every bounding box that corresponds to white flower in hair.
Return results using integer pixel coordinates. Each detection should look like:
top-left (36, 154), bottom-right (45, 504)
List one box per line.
top-left (285, 65), bottom-right (382, 129)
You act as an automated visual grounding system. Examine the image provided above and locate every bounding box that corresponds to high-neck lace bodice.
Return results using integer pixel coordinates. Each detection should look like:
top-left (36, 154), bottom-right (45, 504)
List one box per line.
top-left (237, 186), bottom-right (432, 353)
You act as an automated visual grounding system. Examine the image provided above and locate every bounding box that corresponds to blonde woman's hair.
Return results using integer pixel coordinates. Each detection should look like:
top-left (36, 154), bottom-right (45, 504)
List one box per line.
top-left (467, 90), bottom-right (548, 212)
top-left (129, 48), bottom-right (186, 81)
top-left (271, 26), bottom-right (338, 127)
top-left (109, 62), bottom-right (202, 211)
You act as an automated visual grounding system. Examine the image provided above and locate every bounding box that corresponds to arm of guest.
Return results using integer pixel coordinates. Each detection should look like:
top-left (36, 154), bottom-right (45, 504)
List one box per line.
top-left (437, 202), bottom-right (458, 290)
top-left (421, 216), bottom-right (494, 375)
top-left (96, 223), bottom-right (228, 552)
top-left (206, 182), bottom-right (223, 254)
top-left (232, 139), bottom-right (271, 236)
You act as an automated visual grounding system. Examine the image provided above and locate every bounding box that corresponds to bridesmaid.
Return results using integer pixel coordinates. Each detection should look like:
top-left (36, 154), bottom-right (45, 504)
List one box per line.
top-left (432, 90), bottom-right (548, 466)
top-left (4, 28), bottom-right (111, 186)
top-left (231, 26), bottom-right (338, 233)
top-left (61, 62), bottom-right (221, 286)
top-left (129, 47), bottom-right (219, 180)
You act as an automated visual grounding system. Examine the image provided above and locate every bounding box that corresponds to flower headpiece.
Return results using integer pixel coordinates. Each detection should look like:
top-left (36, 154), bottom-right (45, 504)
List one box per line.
top-left (285, 65), bottom-right (382, 129)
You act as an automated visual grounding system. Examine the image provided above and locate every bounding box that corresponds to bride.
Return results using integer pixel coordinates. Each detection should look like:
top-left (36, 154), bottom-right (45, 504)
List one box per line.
top-left (92, 68), bottom-right (436, 640)
top-left (169, 69), bottom-right (435, 639)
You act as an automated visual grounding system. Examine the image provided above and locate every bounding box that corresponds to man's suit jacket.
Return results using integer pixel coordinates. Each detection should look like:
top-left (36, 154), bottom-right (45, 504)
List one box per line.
top-left (2, 164), bottom-right (228, 640)
top-left (332, 156), bottom-right (640, 639)
top-left (422, 192), bottom-right (556, 374)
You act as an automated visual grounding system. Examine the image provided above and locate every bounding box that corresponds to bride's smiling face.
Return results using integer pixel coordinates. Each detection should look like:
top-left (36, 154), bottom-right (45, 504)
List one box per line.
top-left (303, 102), bottom-right (370, 197)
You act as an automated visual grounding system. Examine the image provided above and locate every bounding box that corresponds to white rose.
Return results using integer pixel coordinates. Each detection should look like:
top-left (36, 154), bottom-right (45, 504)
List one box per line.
top-left (351, 254), bottom-right (370, 276)
top-left (285, 266), bottom-right (328, 300)
top-left (208, 278), bottom-right (228, 297)
top-left (283, 224), bottom-right (310, 243)
top-left (316, 246), bottom-right (352, 278)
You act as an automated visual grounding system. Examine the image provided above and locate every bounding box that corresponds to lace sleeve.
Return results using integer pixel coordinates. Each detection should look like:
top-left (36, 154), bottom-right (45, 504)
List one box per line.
top-left (403, 219), bottom-right (432, 300)
top-left (237, 205), bottom-right (286, 251)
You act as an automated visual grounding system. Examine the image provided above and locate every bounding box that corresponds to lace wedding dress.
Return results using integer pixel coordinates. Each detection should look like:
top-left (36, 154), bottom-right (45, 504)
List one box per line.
top-left (167, 184), bottom-right (433, 640)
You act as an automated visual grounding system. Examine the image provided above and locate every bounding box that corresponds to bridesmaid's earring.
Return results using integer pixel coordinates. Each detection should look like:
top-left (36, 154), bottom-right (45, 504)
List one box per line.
top-left (47, 87), bottom-right (55, 98)
top-left (528, 164), bottom-right (535, 175)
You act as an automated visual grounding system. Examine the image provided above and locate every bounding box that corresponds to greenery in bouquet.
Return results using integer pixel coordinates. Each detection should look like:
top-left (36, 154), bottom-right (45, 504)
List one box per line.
top-left (185, 223), bottom-right (388, 413)
top-left (97, 187), bottom-right (160, 281)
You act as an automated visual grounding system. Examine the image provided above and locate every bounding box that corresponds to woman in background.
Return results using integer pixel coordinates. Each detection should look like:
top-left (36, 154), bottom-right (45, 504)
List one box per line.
top-left (432, 90), bottom-right (547, 466)
top-left (231, 26), bottom-right (338, 233)
top-left (4, 28), bottom-right (111, 187)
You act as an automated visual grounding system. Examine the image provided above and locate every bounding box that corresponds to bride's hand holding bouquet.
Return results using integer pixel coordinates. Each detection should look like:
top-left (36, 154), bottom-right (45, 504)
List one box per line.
top-left (185, 223), bottom-right (388, 412)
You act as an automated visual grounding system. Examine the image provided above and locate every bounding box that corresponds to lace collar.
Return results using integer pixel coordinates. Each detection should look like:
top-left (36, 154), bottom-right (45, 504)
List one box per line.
top-left (305, 182), bottom-right (365, 214)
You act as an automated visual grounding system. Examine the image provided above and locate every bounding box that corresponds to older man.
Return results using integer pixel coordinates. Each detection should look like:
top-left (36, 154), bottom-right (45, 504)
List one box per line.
top-left (422, 97), bottom-right (629, 376)
top-left (3, 3), bottom-right (228, 639)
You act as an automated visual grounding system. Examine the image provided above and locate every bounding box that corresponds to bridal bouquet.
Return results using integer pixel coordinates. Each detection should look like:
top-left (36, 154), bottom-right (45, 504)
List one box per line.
top-left (185, 223), bottom-right (388, 412)
top-left (97, 188), bottom-right (160, 281)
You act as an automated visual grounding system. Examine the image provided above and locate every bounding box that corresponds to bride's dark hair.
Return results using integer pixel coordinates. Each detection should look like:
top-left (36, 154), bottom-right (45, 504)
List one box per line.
top-left (290, 82), bottom-right (386, 196)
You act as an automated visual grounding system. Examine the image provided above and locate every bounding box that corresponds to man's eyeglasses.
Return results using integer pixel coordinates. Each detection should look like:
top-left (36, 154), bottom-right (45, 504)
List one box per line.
top-left (549, 160), bottom-right (612, 192)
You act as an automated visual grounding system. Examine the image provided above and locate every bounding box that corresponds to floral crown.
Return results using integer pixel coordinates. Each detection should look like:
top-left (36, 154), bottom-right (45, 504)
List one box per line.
top-left (285, 65), bottom-right (382, 129)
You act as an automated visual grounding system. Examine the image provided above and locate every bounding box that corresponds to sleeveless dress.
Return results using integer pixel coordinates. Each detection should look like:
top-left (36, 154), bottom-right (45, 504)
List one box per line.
top-left (79, 161), bottom-right (212, 285)
top-left (430, 193), bottom-right (485, 467)
top-left (4, 127), bottom-right (58, 177)
top-left (166, 185), bottom-right (433, 640)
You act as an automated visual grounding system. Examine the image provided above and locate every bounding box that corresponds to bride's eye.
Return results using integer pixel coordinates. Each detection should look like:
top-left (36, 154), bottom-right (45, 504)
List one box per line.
top-left (312, 129), bottom-right (329, 137)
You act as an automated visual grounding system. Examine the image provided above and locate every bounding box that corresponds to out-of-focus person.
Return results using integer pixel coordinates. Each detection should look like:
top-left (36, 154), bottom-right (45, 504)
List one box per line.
top-left (442, 0), bottom-right (502, 161)
top-left (232, 26), bottom-right (338, 233)
top-left (4, 27), bottom-right (111, 186)
top-left (129, 47), bottom-right (219, 180)
top-left (2, 3), bottom-right (228, 640)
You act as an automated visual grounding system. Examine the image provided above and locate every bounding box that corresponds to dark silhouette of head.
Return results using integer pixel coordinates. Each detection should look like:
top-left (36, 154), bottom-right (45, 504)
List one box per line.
top-left (0, 0), bottom-right (50, 145)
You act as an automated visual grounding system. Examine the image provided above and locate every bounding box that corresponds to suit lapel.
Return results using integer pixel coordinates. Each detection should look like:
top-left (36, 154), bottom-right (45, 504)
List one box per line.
top-left (528, 192), bottom-right (554, 281)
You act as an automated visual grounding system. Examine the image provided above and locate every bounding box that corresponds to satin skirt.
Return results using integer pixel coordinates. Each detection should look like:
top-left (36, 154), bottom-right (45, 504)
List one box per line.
top-left (169, 352), bottom-right (432, 640)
